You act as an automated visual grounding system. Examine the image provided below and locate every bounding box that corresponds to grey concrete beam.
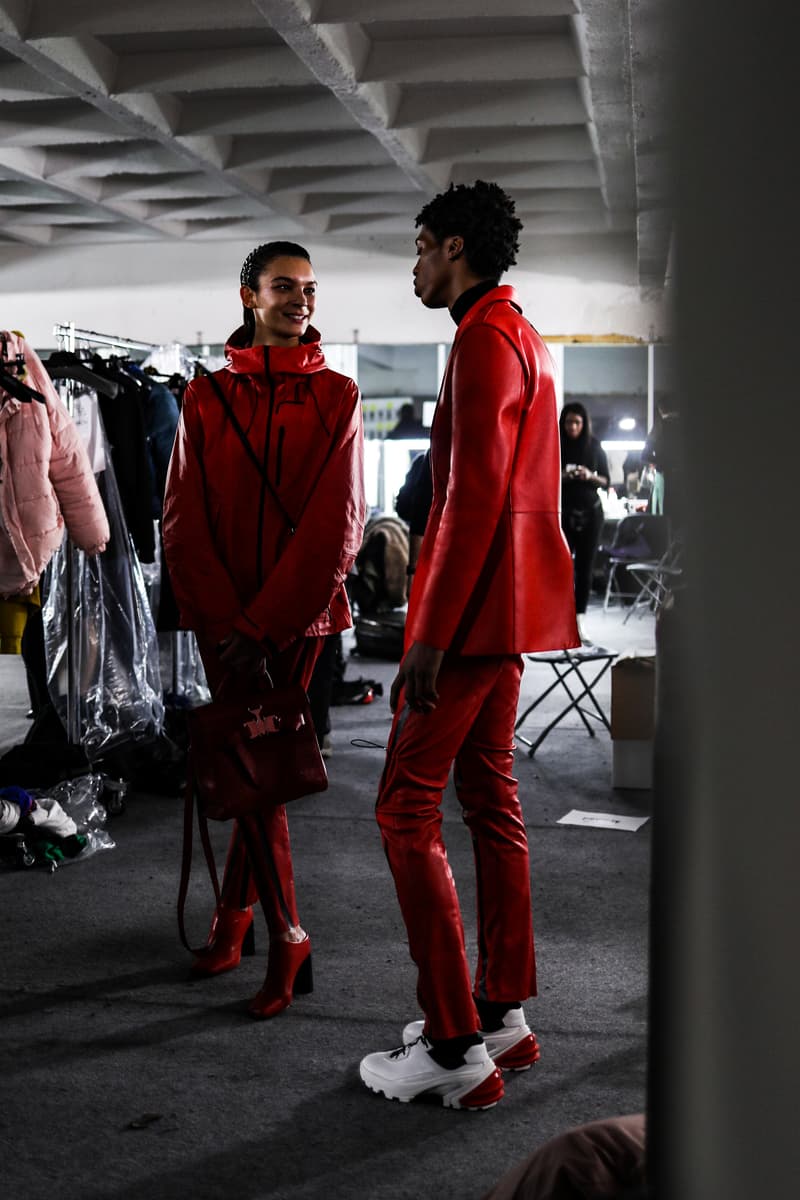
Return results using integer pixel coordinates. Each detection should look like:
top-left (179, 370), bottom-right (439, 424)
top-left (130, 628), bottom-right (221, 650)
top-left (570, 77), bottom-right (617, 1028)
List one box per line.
top-left (393, 81), bottom-right (586, 130)
top-left (26, 0), bottom-right (261, 37)
top-left (626, 0), bottom-right (674, 289)
top-left (571, 5), bottom-right (636, 217)
top-left (97, 174), bottom-right (236, 202)
top-left (0, 60), bottom-right (69, 99)
top-left (424, 126), bottom-right (594, 166)
top-left (450, 160), bottom-right (600, 188)
top-left (229, 130), bottom-right (392, 171)
top-left (177, 90), bottom-right (358, 137)
top-left (300, 191), bottom-right (430, 216)
top-left (0, 145), bottom-right (186, 238)
top-left (251, 0), bottom-right (435, 191)
top-left (114, 46), bottom-right (315, 94)
top-left (0, 102), bottom-right (133, 145)
top-left (0, 222), bottom-right (53, 245)
top-left (362, 35), bottom-right (580, 84)
top-left (0, 1), bottom-right (32, 38)
top-left (268, 163), bottom-right (418, 194)
top-left (0, 27), bottom-right (329, 234)
top-left (1, 202), bottom-right (117, 223)
top-left (314, 1), bottom-right (579, 20)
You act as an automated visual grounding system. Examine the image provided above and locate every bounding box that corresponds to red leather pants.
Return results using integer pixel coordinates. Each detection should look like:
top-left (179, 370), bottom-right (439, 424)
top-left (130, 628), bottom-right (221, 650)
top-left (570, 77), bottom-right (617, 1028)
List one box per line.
top-left (376, 653), bottom-right (537, 1040)
top-left (197, 635), bottom-right (323, 936)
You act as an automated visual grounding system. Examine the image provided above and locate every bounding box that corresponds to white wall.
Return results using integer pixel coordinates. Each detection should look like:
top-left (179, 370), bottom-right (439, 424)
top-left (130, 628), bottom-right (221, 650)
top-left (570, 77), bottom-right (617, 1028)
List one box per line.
top-left (0, 237), bottom-right (668, 351)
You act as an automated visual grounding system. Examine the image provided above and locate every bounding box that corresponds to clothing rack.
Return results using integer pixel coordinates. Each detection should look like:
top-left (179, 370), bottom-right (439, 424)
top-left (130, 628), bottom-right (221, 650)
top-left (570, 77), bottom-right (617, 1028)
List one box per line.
top-left (52, 322), bottom-right (197, 747)
top-left (52, 323), bottom-right (158, 355)
top-left (52, 324), bottom-right (164, 745)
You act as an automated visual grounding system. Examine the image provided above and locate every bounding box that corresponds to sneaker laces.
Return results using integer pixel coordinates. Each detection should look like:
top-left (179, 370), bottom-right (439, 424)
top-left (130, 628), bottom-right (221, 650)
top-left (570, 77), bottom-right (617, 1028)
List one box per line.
top-left (389, 1035), bottom-right (430, 1060)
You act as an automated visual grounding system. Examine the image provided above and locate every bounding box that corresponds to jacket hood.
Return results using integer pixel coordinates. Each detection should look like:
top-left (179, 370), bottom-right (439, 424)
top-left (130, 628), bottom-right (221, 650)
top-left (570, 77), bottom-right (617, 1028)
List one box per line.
top-left (224, 324), bottom-right (328, 377)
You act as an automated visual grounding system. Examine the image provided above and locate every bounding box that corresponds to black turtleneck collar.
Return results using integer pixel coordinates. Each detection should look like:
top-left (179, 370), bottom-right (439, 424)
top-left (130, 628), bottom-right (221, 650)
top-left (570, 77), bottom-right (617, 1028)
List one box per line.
top-left (450, 279), bottom-right (500, 326)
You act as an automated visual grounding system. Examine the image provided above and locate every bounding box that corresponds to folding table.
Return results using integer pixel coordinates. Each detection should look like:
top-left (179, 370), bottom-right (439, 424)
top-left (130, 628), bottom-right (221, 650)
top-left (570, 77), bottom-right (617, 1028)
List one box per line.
top-left (514, 647), bottom-right (618, 757)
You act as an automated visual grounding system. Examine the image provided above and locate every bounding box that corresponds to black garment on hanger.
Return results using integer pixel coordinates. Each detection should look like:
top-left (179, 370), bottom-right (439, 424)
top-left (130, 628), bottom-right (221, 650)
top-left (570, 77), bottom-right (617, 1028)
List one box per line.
top-left (43, 351), bottom-right (120, 400)
top-left (89, 355), bottom-right (156, 563)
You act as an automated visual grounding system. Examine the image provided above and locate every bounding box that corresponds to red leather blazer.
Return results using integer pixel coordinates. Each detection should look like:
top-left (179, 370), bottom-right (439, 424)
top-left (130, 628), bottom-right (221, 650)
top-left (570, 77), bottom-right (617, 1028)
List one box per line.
top-left (163, 325), bottom-right (366, 653)
top-left (407, 287), bottom-right (579, 655)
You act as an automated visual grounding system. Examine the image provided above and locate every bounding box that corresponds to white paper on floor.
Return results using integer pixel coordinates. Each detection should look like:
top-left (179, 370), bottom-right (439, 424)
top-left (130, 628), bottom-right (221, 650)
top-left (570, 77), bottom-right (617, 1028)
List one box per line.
top-left (557, 809), bottom-right (649, 832)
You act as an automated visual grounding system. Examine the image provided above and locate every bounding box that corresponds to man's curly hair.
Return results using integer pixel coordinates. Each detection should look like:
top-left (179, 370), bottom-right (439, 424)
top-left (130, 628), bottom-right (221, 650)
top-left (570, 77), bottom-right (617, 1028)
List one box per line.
top-left (415, 180), bottom-right (522, 279)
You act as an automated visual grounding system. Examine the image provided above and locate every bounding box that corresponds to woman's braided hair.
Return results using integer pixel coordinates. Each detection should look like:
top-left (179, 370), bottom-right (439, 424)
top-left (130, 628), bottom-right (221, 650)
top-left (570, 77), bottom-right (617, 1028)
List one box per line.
top-left (239, 240), bottom-right (311, 338)
top-left (415, 181), bottom-right (522, 279)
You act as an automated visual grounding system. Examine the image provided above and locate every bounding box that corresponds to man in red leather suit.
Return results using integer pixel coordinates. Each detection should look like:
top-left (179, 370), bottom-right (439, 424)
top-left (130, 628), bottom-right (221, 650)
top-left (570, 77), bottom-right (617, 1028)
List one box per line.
top-left (359, 181), bottom-right (579, 1110)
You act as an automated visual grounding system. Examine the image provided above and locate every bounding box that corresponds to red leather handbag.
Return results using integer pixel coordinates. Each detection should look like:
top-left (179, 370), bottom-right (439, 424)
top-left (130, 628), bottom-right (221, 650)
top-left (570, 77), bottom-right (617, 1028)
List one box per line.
top-left (188, 672), bottom-right (328, 820)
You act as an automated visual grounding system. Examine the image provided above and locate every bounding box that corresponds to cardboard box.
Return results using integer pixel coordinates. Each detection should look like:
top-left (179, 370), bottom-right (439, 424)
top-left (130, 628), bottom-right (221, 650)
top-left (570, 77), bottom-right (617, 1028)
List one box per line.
top-left (611, 655), bottom-right (656, 740)
top-left (612, 739), bottom-right (654, 789)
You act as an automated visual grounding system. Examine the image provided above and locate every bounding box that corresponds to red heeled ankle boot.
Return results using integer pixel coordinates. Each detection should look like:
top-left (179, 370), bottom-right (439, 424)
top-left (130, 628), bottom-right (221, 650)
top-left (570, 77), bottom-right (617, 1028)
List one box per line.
top-left (190, 905), bottom-right (255, 977)
top-left (247, 935), bottom-right (313, 1019)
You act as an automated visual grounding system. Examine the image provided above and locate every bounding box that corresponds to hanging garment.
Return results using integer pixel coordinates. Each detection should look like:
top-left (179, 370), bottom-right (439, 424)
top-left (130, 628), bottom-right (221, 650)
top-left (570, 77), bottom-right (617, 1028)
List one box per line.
top-left (89, 355), bottom-right (156, 562)
top-left (123, 365), bottom-right (180, 516)
top-left (0, 331), bottom-right (109, 599)
top-left (41, 440), bottom-right (164, 760)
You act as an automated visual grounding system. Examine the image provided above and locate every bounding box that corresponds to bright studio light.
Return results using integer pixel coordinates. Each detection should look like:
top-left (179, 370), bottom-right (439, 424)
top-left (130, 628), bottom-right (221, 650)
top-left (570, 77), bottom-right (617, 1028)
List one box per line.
top-left (618, 417), bottom-right (636, 431)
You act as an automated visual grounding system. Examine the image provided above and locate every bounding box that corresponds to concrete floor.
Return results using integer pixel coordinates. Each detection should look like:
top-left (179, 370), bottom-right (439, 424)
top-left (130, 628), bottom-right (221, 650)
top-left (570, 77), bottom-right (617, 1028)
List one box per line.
top-left (0, 602), bottom-right (654, 1200)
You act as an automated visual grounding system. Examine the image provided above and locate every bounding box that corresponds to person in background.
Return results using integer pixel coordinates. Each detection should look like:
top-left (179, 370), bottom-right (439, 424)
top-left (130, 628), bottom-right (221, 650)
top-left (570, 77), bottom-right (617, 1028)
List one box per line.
top-left (385, 401), bottom-right (426, 439)
top-left (394, 448), bottom-right (432, 599)
top-left (559, 401), bottom-right (609, 641)
top-left (359, 181), bottom-right (579, 1110)
top-left (163, 240), bottom-right (365, 1019)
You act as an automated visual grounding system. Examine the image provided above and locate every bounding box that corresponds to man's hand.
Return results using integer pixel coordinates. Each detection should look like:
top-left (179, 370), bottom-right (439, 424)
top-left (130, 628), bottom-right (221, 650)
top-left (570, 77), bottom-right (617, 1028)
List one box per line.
top-left (390, 641), bottom-right (445, 714)
top-left (217, 630), bottom-right (268, 676)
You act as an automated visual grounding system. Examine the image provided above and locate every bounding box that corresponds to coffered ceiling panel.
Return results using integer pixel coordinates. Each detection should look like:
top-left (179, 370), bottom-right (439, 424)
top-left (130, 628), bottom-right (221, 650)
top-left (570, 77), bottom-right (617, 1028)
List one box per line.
top-left (0, 0), bottom-right (671, 287)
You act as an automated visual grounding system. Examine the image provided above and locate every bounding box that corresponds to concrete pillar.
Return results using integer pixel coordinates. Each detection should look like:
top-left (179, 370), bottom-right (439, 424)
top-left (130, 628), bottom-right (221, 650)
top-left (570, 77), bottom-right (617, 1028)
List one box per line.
top-left (651, 4), bottom-right (800, 1197)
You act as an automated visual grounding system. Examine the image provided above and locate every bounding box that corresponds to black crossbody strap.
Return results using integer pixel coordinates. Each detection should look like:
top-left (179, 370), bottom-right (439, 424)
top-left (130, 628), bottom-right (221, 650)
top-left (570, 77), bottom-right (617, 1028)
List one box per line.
top-left (177, 754), bottom-right (222, 954)
top-left (198, 365), bottom-right (296, 534)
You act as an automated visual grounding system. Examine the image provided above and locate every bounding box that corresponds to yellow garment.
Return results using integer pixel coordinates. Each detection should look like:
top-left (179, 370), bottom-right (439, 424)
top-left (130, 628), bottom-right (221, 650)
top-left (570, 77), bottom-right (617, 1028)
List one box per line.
top-left (0, 585), bottom-right (40, 654)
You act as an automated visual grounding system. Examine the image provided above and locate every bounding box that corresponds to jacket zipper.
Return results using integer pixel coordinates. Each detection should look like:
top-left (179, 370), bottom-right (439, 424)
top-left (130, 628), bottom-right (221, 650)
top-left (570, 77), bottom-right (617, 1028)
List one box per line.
top-left (255, 345), bottom-right (275, 587)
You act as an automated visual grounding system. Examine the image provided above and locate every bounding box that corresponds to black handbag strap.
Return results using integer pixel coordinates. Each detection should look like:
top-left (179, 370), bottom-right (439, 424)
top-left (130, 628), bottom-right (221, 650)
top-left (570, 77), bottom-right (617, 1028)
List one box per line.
top-left (197, 364), bottom-right (296, 534)
top-left (177, 752), bottom-right (223, 955)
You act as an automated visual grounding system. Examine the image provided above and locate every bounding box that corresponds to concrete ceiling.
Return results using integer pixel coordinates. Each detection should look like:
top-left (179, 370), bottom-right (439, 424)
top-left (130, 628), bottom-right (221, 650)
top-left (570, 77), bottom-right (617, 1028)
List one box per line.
top-left (0, 0), bottom-right (671, 288)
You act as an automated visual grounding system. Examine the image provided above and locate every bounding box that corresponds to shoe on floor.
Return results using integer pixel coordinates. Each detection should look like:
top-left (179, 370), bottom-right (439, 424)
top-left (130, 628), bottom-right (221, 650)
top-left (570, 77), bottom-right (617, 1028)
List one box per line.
top-left (402, 1009), bottom-right (540, 1072)
top-left (320, 735), bottom-right (332, 760)
top-left (359, 1036), bottom-right (504, 1110)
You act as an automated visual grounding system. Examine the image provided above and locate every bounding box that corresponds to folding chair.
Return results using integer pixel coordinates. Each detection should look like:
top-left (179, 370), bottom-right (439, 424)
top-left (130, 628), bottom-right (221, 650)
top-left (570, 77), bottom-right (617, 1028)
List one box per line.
top-left (515, 647), bottom-right (618, 757)
top-left (623, 537), bottom-right (683, 623)
top-left (602, 514), bottom-right (671, 612)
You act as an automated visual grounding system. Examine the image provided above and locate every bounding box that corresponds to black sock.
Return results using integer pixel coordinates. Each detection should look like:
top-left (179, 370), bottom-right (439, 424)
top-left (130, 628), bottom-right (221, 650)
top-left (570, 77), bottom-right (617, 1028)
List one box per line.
top-left (475, 999), bottom-right (521, 1033)
top-left (426, 1032), bottom-right (482, 1069)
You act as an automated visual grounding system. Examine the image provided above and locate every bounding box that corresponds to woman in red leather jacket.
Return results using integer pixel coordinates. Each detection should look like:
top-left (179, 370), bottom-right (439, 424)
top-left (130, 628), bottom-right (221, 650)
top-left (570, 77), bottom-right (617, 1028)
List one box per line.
top-left (163, 241), bottom-right (365, 1018)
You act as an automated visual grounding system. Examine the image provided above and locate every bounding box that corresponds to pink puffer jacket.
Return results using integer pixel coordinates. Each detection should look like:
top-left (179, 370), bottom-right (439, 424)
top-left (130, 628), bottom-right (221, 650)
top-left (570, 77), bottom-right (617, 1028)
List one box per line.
top-left (0, 331), bottom-right (109, 599)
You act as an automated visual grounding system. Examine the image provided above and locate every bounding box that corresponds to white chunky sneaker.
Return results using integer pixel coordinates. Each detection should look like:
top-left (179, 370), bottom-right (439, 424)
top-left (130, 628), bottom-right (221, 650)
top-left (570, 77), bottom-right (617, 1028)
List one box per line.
top-left (402, 1009), bottom-right (540, 1072)
top-left (359, 1036), bottom-right (504, 1110)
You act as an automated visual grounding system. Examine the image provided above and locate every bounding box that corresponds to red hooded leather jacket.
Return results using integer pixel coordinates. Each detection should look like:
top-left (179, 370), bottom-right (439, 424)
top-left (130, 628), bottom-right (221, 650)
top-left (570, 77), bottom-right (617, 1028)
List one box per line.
top-left (407, 286), bottom-right (579, 655)
top-left (163, 325), bottom-right (365, 653)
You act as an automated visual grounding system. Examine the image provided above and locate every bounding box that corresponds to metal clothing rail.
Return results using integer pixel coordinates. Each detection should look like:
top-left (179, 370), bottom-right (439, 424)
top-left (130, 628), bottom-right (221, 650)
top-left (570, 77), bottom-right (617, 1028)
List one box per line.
top-left (52, 322), bottom-right (159, 354)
